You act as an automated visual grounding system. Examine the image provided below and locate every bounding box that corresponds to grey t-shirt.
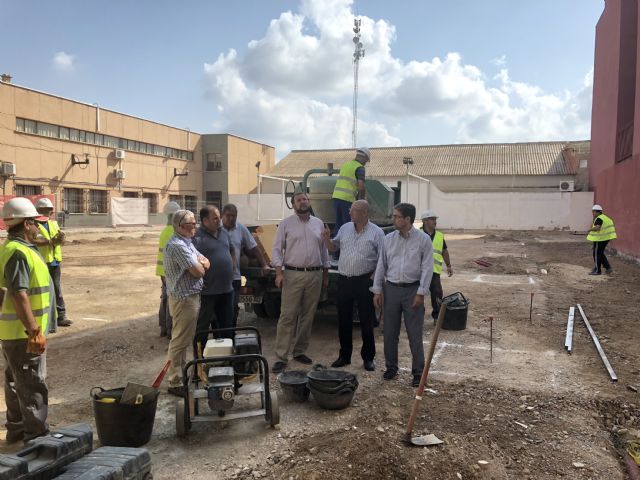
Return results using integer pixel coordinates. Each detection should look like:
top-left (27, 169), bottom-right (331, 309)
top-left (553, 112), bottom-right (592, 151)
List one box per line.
top-left (192, 227), bottom-right (235, 295)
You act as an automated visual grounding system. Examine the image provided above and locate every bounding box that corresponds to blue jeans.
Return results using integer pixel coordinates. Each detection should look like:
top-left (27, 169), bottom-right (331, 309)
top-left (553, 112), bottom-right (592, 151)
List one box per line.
top-left (333, 199), bottom-right (352, 236)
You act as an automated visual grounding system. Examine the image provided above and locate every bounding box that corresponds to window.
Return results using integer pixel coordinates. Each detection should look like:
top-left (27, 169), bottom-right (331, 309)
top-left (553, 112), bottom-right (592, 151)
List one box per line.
top-left (169, 195), bottom-right (183, 207)
top-left (37, 122), bottom-right (58, 138)
top-left (16, 118), bottom-right (24, 132)
top-left (184, 195), bottom-right (198, 212)
top-left (103, 135), bottom-right (119, 148)
top-left (88, 190), bottom-right (108, 213)
top-left (15, 185), bottom-right (40, 196)
top-left (206, 153), bottom-right (223, 171)
top-left (123, 191), bottom-right (139, 198)
top-left (206, 191), bottom-right (222, 209)
top-left (59, 127), bottom-right (69, 140)
top-left (70, 129), bottom-right (80, 142)
top-left (64, 188), bottom-right (84, 213)
top-left (142, 193), bottom-right (158, 214)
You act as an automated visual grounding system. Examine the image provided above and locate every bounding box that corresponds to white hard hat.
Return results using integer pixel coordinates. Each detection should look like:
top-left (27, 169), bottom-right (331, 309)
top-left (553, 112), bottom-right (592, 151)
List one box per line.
top-left (421, 209), bottom-right (438, 220)
top-left (163, 201), bottom-right (181, 215)
top-left (592, 204), bottom-right (603, 211)
top-left (2, 197), bottom-right (45, 226)
top-left (356, 147), bottom-right (370, 161)
top-left (35, 197), bottom-right (54, 209)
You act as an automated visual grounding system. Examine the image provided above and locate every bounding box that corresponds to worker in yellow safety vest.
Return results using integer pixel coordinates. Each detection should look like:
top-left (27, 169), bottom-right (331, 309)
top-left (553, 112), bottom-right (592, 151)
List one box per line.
top-left (421, 210), bottom-right (453, 322)
top-left (33, 197), bottom-right (71, 328)
top-left (0, 197), bottom-right (51, 443)
top-left (586, 204), bottom-right (617, 276)
top-left (157, 201), bottom-right (181, 337)
top-left (331, 147), bottom-right (370, 235)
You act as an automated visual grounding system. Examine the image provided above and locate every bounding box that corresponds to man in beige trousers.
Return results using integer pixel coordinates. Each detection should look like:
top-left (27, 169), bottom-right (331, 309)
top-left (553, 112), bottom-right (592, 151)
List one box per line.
top-left (271, 192), bottom-right (329, 373)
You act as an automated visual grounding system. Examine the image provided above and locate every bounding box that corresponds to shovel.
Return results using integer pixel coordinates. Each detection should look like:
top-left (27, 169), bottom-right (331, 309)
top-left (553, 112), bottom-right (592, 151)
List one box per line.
top-left (121, 360), bottom-right (171, 405)
top-left (403, 300), bottom-right (449, 447)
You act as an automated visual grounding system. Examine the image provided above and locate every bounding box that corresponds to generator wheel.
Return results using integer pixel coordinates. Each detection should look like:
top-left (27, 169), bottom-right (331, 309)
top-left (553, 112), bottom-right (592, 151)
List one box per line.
top-left (176, 399), bottom-right (189, 438)
top-left (267, 391), bottom-right (280, 427)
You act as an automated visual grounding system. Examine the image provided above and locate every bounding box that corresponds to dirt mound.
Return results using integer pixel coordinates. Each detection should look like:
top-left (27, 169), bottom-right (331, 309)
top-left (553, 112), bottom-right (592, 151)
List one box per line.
top-left (469, 256), bottom-right (535, 275)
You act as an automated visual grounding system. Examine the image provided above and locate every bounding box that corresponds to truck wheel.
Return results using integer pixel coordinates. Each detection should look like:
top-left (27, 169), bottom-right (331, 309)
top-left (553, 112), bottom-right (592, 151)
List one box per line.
top-left (252, 303), bottom-right (269, 318)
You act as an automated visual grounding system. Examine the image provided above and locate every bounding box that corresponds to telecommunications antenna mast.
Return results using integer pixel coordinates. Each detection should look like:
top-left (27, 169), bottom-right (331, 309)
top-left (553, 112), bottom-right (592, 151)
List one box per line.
top-left (351, 18), bottom-right (365, 148)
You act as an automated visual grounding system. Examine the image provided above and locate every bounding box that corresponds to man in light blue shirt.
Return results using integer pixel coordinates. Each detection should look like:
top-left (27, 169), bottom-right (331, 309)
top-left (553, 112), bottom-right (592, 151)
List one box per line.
top-left (372, 203), bottom-right (433, 387)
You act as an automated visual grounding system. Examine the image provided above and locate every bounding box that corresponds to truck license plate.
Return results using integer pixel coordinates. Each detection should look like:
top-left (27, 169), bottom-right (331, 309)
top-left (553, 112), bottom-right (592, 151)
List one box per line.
top-left (239, 295), bottom-right (263, 304)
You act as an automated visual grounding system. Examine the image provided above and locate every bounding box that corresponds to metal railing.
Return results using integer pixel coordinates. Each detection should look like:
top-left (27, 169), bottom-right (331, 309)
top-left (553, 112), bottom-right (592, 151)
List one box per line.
top-left (257, 174), bottom-right (290, 221)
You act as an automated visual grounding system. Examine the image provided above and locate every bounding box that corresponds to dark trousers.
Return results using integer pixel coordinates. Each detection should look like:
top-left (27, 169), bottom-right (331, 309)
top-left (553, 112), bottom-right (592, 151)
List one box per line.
top-left (2, 340), bottom-right (49, 442)
top-left (47, 264), bottom-right (66, 321)
top-left (159, 277), bottom-right (173, 337)
top-left (232, 279), bottom-right (242, 328)
top-left (194, 291), bottom-right (234, 357)
top-left (592, 240), bottom-right (611, 273)
top-left (333, 199), bottom-right (352, 236)
top-left (429, 273), bottom-right (443, 319)
top-left (336, 274), bottom-right (376, 362)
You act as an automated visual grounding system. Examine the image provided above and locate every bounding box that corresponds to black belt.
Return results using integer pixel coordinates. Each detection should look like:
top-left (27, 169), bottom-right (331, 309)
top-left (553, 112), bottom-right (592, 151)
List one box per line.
top-left (339, 272), bottom-right (374, 279)
top-left (387, 280), bottom-right (420, 288)
top-left (285, 265), bottom-right (322, 272)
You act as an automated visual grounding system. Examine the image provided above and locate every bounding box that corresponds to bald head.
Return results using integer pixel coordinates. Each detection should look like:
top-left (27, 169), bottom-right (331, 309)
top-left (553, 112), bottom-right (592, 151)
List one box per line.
top-left (351, 200), bottom-right (369, 213)
top-left (349, 199), bottom-right (370, 227)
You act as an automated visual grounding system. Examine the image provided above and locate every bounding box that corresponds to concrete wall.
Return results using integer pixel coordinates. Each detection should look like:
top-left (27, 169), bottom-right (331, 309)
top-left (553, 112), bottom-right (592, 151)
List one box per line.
top-left (589, 0), bottom-right (640, 258)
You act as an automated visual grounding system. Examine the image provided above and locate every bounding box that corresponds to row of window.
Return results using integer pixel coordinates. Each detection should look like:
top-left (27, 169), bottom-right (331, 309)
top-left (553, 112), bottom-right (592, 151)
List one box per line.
top-left (16, 118), bottom-right (194, 161)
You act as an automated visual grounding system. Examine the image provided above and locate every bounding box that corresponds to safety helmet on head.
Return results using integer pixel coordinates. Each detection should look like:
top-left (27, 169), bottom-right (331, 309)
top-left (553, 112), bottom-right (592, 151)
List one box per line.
top-left (35, 197), bottom-right (54, 210)
top-left (163, 201), bottom-right (181, 215)
top-left (592, 204), bottom-right (603, 212)
top-left (420, 209), bottom-right (438, 220)
top-left (356, 147), bottom-right (370, 162)
top-left (2, 197), bottom-right (46, 226)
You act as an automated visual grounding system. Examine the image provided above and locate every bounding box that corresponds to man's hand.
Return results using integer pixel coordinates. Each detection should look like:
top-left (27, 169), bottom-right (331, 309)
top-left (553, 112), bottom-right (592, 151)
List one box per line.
top-left (26, 327), bottom-right (46, 355)
top-left (260, 265), bottom-right (271, 277)
top-left (198, 256), bottom-right (211, 270)
top-left (446, 265), bottom-right (453, 277)
top-left (373, 293), bottom-right (383, 309)
top-left (275, 272), bottom-right (283, 289)
top-left (411, 294), bottom-right (424, 309)
top-left (322, 273), bottom-right (329, 289)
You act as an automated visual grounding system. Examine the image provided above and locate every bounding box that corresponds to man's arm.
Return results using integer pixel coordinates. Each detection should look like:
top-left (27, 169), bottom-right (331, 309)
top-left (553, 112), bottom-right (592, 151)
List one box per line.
top-left (356, 166), bottom-right (366, 200)
top-left (371, 239), bottom-right (387, 295)
top-left (322, 224), bottom-right (338, 253)
top-left (11, 290), bottom-right (39, 334)
top-left (443, 249), bottom-right (453, 276)
top-left (416, 235), bottom-right (434, 297)
top-left (272, 223), bottom-right (285, 288)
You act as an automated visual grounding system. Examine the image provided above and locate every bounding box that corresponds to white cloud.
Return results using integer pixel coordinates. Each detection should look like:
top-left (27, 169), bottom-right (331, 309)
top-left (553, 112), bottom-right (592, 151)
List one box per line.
top-left (203, 0), bottom-right (592, 156)
top-left (52, 51), bottom-right (76, 72)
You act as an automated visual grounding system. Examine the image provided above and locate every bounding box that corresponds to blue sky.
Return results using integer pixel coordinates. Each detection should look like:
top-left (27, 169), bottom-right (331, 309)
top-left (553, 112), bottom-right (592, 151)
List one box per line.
top-left (1, 1), bottom-right (604, 157)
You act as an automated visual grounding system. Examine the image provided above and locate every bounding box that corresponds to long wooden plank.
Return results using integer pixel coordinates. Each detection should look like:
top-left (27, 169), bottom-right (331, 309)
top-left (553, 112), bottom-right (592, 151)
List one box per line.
top-left (576, 304), bottom-right (617, 382)
top-left (564, 306), bottom-right (575, 354)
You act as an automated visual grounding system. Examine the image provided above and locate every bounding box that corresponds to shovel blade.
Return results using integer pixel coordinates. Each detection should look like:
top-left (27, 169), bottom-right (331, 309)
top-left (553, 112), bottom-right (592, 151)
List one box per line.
top-left (410, 433), bottom-right (443, 447)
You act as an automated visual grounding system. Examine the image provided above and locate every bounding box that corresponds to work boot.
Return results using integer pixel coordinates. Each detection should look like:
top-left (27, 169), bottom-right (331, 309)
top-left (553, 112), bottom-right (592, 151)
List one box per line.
top-left (383, 368), bottom-right (397, 380)
top-left (412, 375), bottom-right (421, 388)
top-left (57, 317), bottom-right (73, 327)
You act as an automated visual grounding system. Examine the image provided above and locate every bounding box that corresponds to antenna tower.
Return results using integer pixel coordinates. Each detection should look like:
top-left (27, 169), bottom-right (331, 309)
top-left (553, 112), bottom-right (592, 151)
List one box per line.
top-left (351, 18), bottom-right (365, 148)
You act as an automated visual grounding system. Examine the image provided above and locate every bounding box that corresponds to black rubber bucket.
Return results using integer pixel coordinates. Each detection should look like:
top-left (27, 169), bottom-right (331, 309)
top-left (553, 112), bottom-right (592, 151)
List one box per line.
top-left (91, 387), bottom-right (159, 447)
top-left (277, 371), bottom-right (310, 402)
top-left (441, 292), bottom-right (470, 331)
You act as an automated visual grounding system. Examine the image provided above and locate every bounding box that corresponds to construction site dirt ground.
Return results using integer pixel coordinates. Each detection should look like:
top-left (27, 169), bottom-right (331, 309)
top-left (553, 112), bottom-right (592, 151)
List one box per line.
top-left (1, 229), bottom-right (639, 479)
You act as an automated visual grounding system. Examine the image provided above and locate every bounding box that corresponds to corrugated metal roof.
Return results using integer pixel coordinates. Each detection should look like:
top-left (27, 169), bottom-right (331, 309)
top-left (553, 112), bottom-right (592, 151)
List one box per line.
top-left (268, 141), bottom-right (590, 178)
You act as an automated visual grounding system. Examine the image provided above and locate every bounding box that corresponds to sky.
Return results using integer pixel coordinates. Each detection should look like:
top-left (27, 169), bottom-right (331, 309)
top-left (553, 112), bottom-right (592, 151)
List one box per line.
top-left (0, 0), bottom-right (604, 159)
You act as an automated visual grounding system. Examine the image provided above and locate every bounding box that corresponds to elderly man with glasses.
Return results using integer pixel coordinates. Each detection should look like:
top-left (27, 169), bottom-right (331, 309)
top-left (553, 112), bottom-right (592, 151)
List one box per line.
top-left (163, 209), bottom-right (210, 397)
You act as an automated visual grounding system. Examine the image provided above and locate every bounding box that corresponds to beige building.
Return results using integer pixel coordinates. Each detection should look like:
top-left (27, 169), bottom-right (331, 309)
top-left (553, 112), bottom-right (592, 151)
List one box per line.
top-left (0, 77), bottom-right (274, 226)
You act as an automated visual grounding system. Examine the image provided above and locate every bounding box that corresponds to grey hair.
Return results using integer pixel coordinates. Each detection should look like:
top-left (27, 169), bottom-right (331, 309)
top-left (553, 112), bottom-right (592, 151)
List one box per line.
top-left (172, 209), bottom-right (194, 230)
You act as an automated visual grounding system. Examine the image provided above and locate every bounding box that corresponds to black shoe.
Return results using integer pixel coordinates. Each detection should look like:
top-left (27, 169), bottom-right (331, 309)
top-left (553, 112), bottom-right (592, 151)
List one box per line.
top-left (588, 271), bottom-right (602, 276)
top-left (605, 268), bottom-right (613, 275)
top-left (57, 318), bottom-right (73, 327)
top-left (167, 386), bottom-right (185, 397)
top-left (331, 357), bottom-right (351, 368)
top-left (363, 360), bottom-right (375, 371)
top-left (383, 369), bottom-right (397, 380)
top-left (271, 361), bottom-right (287, 373)
top-left (412, 375), bottom-right (421, 388)
top-left (293, 354), bottom-right (313, 365)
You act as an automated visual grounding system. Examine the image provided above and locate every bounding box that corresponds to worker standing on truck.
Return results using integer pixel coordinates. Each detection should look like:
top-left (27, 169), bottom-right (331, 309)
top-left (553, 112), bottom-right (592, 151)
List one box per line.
top-left (587, 204), bottom-right (617, 275)
top-left (157, 201), bottom-right (181, 338)
top-left (271, 192), bottom-right (329, 373)
top-left (221, 203), bottom-right (270, 328)
top-left (322, 200), bottom-right (384, 372)
top-left (372, 203), bottom-right (433, 388)
top-left (0, 197), bottom-right (50, 443)
top-left (33, 197), bottom-right (71, 328)
top-left (331, 147), bottom-right (370, 235)
top-left (420, 210), bottom-right (453, 322)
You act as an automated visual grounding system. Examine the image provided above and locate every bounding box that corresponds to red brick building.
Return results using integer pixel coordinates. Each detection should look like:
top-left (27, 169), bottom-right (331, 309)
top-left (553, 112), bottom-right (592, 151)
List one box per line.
top-left (590, 0), bottom-right (640, 258)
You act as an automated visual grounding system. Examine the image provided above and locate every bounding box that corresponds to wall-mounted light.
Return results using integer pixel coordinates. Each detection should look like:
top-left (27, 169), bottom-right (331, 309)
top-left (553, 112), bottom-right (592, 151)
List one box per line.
top-left (71, 153), bottom-right (90, 165)
top-left (255, 161), bottom-right (261, 171)
top-left (173, 167), bottom-right (189, 177)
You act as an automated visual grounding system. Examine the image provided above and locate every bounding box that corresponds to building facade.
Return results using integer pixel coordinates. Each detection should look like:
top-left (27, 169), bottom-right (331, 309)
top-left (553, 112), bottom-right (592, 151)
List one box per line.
top-left (590, 0), bottom-right (640, 258)
top-left (0, 78), bottom-right (274, 226)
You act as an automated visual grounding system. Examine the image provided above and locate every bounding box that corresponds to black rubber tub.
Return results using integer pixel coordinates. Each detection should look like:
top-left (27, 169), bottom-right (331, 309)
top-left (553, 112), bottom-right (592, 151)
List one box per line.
top-left (307, 369), bottom-right (358, 389)
top-left (277, 370), bottom-right (310, 402)
top-left (309, 384), bottom-right (356, 410)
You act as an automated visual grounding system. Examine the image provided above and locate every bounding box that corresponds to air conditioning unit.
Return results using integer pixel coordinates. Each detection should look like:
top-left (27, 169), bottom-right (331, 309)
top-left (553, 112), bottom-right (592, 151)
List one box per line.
top-left (0, 162), bottom-right (16, 177)
top-left (115, 149), bottom-right (126, 160)
top-left (559, 180), bottom-right (575, 192)
top-left (114, 169), bottom-right (126, 180)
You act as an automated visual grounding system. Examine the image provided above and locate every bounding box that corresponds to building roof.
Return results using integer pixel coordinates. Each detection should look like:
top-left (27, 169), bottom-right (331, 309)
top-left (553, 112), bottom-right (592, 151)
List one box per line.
top-left (268, 141), bottom-right (590, 178)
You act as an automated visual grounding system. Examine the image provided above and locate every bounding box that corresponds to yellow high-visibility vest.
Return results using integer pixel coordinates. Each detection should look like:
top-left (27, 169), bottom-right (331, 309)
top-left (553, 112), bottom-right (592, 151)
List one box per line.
top-left (332, 160), bottom-right (362, 203)
top-left (431, 230), bottom-right (445, 275)
top-left (156, 225), bottom-right (174, 276)
top-left (587, 214), bottom-right (617, 242)
top-left (0, 240), bottom-right (50, 340)
top-left (37, 220), bottom-right (62, 263)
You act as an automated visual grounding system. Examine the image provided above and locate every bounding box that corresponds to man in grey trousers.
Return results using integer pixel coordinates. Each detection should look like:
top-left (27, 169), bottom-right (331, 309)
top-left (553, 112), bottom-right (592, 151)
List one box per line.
top-left (372, 203), bottom-right (433, 387)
